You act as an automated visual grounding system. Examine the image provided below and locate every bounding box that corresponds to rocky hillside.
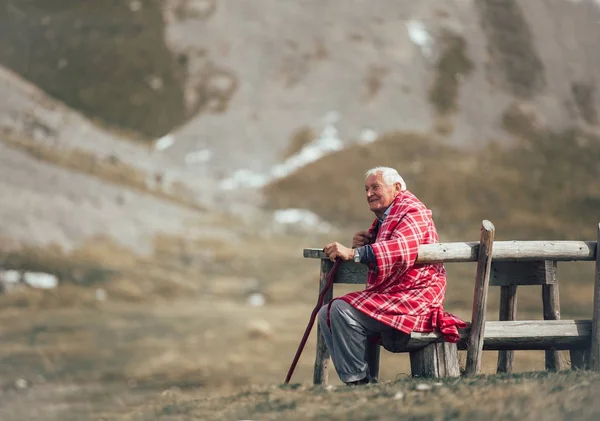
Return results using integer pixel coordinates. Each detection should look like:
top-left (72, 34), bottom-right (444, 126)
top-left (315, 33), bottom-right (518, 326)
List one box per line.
top-left (1, 0), bottom-right (600, 255)
top-left (2, 0), bottom-right (600, 183)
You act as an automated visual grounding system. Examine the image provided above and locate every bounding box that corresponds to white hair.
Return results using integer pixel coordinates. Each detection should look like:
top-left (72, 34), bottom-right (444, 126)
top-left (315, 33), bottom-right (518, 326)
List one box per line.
top-left (365, 166), bottom-right (407, 190)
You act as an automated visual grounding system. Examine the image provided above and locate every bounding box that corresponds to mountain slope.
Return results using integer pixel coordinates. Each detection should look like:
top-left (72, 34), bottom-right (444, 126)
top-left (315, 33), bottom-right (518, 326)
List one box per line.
top-left (2, 0), bottom-right (600, 189)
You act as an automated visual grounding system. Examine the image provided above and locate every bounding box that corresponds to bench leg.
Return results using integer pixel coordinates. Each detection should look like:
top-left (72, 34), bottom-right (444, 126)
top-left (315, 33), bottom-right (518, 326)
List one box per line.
top-left (570, 349), bottom-right (588, 370)
top-left (542, 261), bottom-right (565, 371)
top-left (497, 285), bottom-right (518, 373)
top-left (313, 259), bottom-right (334, 385)
top-left (365, 338), bottom-right (380, 383)
top-left (409, 342), bottom-right (460, 378)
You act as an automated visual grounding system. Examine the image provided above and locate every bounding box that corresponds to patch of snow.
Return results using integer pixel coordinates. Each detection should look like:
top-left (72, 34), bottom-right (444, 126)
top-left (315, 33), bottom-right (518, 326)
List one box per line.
top-left (273, 209), bottom-right (332, 233)
top-left (15, 379), bottom-right (28, 389)
top-left (0, 270), bottom-right (21, 284)
top-left (220, 112), bottom-right (344, 190)
top-left (247, 292), bottom-right (265, 307)
top-left (95, 288), bottom-right (108, 301)
top-left (23, 272), bottom-right (58, 289)
top-left (220, 169), bottom-right (269, 190)
top-left (270, 124), bottom-right (343, 179)
top-left (155, 134), bottom-right (175, 151)
top-left (185, 149), bottom-right (213, 165)
top-left (405, 20), bottom-right (433, 58)
top-left (358, 128), bottom-right (378, 144)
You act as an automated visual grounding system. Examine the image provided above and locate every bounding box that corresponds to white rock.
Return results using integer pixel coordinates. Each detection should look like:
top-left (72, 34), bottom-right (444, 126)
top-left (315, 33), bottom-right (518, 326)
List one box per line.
top-left (246, 320), bottom-right (273, 339)
top-left (0, 270), bottom-right (21, 284)
top-left (359, 129), bottom-right (378, 144)
top-left (155, 134), bottom-right (175, 151)
top-left (129, 0), bottom-right (142, 12)
top-left (147, 76), bottom-right (164, 91)
top-left (393, 391), bottom-right (405, 400)
top-left (15, 379), bottom-right (27, 389)
top-left (23, 272), bottom-right (58, 289)
top-left (247, 292), bottom-right (265, 307)
top-left (415, 383), bottom-right (432, 391)
top-left (95, 288), bottom-right (107, 301)
top-left (405, 20), bottom-right (433, 58)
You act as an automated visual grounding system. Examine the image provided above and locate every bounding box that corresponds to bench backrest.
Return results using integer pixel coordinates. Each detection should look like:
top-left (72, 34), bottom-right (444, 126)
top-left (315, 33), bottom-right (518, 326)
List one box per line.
top-left (303, 240), bottom-right (597, 286)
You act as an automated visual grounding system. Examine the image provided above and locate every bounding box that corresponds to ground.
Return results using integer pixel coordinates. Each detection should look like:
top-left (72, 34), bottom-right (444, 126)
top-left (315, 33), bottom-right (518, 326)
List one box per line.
top-left (1, 1), bottom-right (600, 419)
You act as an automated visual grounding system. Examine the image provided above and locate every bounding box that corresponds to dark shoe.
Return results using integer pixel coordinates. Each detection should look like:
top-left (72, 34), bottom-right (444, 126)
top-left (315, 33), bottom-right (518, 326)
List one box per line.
top-left (345, 377), bottom-right (369, 386)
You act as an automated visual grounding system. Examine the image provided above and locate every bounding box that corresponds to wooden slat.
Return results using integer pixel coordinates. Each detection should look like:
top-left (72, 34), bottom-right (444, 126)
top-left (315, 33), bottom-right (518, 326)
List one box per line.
top-left (490, 261), bottom-right (553, 286)
top-left (465, 220), bottom-right (495, 376)
top-left (304, 241), bottom-right (597, 262)
top-left (497, 284), bottom-right (517, 373)
top-left (326, 260), bottom-right (368, 284)
top-left (542, 261), bottom-right (564, 371)
top-left (590, 223), bottom-right (600, 371)
top-left (400, 320), bottom-right (593, 352)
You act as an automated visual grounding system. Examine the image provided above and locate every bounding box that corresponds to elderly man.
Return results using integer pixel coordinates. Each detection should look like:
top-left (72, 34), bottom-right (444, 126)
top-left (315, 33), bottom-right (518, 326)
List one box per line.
top-left (318, 166), bottom-right (466, 385)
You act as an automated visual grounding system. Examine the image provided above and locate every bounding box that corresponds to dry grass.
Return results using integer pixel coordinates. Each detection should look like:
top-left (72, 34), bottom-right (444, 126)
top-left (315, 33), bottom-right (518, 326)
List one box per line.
top-left (0, 225), bottom-right (596, 420)
top-left (0, 233), bottom-right (202, 309)
top-left (114, 371), bottom-right (600, 421)
top-left (263, 128), bottom-right (600, 242)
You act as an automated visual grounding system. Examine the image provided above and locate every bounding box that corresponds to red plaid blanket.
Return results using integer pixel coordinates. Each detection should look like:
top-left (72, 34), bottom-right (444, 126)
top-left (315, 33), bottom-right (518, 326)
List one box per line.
top-left (337, 190), bottom-right (467, 342)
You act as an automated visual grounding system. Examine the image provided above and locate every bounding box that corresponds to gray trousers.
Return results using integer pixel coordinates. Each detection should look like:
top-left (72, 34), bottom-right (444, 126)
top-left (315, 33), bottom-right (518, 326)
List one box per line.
top-left (317, 299), bottom-right (395, 383)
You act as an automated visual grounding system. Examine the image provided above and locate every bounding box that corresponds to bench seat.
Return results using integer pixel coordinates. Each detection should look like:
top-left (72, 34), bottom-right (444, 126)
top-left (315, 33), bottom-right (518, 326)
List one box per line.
top-left (402, 319), bottom-right (592, 352)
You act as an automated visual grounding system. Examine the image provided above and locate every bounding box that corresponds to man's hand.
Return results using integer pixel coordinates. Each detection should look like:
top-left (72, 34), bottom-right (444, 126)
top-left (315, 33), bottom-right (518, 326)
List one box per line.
top-left (323, 242), bottom-right (354, 262)
top-left (352, 231), bottom-right (372, 248)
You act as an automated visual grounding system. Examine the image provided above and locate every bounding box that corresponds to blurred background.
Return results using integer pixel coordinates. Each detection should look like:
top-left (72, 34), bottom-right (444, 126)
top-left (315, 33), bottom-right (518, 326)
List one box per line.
top-left (0, 0), bottom-right (599, 419)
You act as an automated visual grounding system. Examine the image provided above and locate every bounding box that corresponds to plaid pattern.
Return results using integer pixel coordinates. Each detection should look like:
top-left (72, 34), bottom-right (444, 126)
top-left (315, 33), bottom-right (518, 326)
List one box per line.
top-left (336, 190), bottom-right (467, 342)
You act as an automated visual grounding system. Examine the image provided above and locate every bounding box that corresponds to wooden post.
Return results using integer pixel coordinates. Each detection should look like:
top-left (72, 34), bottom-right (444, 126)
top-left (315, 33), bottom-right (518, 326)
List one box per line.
top-left (365, 338), bottom-right (380, 383)
top-left (313, 259), bottom-right (334, 385)
top-left (497, 284), bottom-right (517, 373)
top-left (590, 224), bottom-right (600, 371)
top-left (409, 342), bottom-right (460, 378)
top-left (570, 349), bottom-right (588, 370)
top-left (464, 220), bottom-right (495, 377)
top-left (542, 260), bottom-right (564, 371)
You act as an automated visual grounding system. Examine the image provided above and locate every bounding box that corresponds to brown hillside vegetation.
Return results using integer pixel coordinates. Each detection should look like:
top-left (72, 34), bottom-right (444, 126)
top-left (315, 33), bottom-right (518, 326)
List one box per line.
top-left (264, 120), bottom-right (600, 242)
top-left (0, 0), bottom-right (236, 140)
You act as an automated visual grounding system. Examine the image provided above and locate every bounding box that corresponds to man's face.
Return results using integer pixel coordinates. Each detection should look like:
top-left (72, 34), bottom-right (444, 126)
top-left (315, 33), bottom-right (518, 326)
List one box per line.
top-left (365, 173), bottom-right (401, 215)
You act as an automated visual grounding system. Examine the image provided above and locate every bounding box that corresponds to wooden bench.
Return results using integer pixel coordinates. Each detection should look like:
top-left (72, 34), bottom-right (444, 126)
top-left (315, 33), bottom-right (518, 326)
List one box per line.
top-left (303, 221), bottom-right (600, 384)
